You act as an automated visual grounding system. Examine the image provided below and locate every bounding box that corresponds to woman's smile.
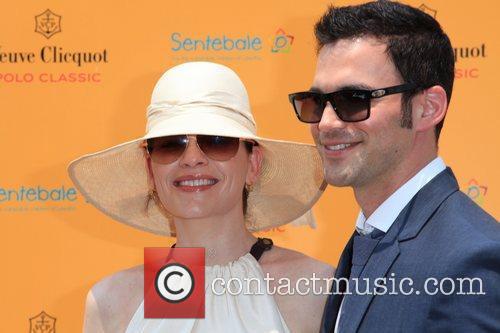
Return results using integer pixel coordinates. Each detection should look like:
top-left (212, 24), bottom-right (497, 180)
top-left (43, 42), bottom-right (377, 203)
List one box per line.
top-left (173, 174), bottom-right (220, 192)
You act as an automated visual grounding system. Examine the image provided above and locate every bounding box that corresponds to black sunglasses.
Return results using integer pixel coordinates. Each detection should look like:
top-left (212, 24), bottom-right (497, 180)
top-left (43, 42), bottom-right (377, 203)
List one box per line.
top-left (288, 83), bottom-right (417, 123)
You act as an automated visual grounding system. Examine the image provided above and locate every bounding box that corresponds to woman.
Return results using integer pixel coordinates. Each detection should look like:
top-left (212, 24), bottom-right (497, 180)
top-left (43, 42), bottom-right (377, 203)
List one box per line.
top-left (69, 62), bottom-right (333, 332)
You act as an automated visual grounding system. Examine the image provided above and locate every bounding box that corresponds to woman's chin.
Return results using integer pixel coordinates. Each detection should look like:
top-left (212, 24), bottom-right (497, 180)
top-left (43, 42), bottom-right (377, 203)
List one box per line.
top-left (170, 208), bottom-right (214, 221)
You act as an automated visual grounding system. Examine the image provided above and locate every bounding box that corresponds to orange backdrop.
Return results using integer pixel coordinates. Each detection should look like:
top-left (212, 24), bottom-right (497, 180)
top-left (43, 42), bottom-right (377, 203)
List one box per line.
top-left (1, 0), bottom-right (498, 331)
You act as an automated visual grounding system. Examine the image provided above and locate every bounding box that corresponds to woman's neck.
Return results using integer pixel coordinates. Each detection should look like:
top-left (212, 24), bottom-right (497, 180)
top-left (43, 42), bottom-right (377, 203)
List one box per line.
top-left (173, 209), bottom-right (257, 265)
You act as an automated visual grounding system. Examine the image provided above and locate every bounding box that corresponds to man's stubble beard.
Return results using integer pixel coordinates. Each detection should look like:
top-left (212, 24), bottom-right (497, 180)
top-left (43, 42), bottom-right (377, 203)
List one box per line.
top-left (322, 145), bottom-right (371, 188)
top-left (321, 124), bottom-right (410, 190)
top-left (314, 98), bottom-right (413, 191)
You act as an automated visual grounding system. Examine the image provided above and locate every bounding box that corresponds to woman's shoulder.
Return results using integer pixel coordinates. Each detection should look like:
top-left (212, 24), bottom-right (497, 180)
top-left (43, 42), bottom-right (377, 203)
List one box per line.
top-left (258, 245), bottom-right (335, 333)
top-left (260, 245), bottom-right (335, 279)
top-left (91, 264), bottom-right (144, 299)
top-left (83, 265), bottom-right (144, 333)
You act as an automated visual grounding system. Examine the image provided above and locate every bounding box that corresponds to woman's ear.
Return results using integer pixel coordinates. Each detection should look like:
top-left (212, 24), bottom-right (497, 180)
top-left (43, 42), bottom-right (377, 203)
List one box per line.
top-left (246, 145), bottom-right (263, 185)
top-left (144, 154), bottom-right (156, 189)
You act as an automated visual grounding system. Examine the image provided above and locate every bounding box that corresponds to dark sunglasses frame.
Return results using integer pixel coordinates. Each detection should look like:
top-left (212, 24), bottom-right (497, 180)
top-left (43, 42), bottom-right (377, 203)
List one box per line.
top-left (288, 83), bottom-right (418, 123)
top-left (142, 135), bottom-right (257, 164)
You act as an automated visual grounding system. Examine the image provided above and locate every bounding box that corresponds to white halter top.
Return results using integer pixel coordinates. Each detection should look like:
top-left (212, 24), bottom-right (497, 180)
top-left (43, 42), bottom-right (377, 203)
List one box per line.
top-left (125, 252), bottom-right (291, 333)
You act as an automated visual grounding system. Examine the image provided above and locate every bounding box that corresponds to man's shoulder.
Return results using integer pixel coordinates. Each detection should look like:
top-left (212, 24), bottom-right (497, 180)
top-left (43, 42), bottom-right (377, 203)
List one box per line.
top-left (408, 189), bottom-right (500, 269)
top-left (434, 189), bottom-right (499, 242)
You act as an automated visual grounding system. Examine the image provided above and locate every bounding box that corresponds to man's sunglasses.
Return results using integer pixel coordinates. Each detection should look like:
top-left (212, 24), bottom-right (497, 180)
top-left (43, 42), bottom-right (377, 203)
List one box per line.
top-left (288, 83), bottom-right (417, 123)
top-left (144, 135), bottom-right (256, 164)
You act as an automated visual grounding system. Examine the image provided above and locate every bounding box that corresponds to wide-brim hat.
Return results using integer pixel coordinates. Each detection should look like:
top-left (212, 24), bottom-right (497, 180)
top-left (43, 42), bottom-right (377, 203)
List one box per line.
top-left (68, 62), bottom-right (326, 236)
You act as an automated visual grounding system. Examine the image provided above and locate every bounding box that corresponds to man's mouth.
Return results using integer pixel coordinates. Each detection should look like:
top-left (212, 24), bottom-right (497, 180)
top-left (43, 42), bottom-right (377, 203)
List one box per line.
top-left (322, 141), bottom-right (360, 156)
top-left (325, 143), bottom-right (353, 151)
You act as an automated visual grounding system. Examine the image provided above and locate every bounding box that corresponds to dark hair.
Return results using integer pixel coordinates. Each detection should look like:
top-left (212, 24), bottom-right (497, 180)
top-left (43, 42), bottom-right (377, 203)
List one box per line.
top-left (314, 0), bottom-right (455, 141)
top-left (242, 141), bottom-right (255, 215)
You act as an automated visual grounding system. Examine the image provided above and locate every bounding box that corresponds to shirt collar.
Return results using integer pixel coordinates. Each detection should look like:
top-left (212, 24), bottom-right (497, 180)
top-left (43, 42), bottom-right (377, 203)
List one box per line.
top-left (356, 157), bottom-right (446, 234)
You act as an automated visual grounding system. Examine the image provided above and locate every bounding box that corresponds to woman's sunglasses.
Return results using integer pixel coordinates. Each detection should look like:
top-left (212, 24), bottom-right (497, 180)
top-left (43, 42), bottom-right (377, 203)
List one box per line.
top-left (144, 135), bottom-right (256, 164)
top-left (288, 83), bottom-right (417, 123)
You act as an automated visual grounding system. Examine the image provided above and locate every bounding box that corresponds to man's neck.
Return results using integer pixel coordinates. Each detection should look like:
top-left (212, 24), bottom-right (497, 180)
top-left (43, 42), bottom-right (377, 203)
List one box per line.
top-left (354, 154), bottom-right (437, 218)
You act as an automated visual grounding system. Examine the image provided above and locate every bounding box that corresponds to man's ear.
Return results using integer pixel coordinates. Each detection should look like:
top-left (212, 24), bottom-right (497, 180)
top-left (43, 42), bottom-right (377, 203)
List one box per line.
top-left (246, 145), bottom-right (263, 185)
top-left (415, 85), bottom-right (448, 133)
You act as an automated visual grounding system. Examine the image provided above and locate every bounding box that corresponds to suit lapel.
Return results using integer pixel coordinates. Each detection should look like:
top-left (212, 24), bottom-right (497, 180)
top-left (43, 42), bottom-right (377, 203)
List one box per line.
top-left (339, 168), bottom-right (460, 332)
top-left (320, 231), bottom-right (356, 333)
top-left (398, 168), bottom-right (459, 241)
top-left (338, 217), bottom-right (402, 332)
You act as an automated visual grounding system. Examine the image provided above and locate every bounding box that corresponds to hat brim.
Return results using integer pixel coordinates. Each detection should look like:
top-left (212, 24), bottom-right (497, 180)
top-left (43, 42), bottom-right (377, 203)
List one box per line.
top-left (68, 134), bottom-right (326, 236)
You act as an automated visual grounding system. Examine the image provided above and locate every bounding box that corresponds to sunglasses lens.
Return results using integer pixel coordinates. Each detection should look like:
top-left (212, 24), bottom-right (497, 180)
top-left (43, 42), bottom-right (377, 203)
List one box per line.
top-left (147, 135), bottom-right (241, 164)
top-left (293, 93), bottom-right (324, 123)
top-left (333, 91), bottom-right (369, 122)
top-left (197, 135), bottom-right (240, 161)
top-left (148, 135), bottom-right (187, 164)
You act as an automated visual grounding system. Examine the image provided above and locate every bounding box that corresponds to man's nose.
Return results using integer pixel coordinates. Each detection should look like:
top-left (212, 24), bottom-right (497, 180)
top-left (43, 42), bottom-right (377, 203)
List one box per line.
top-left (318, 102), bottom-right (347, 132)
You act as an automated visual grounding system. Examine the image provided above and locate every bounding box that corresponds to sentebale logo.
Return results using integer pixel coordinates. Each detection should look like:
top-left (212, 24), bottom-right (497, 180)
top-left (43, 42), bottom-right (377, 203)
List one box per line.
top-left (271, 28), bottom-right (294, 53)
top-left (170, 29), bottom-right (294, 54)
top-left (170, 32), bottom-right (262, 51)
top-left (466, 179), bottom-right (488, 206)
top-left (0, 185), bottom-right (77, 202)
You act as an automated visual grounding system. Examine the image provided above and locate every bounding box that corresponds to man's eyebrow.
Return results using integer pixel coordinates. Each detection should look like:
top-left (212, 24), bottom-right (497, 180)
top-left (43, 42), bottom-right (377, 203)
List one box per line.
top-left (339, 83), bottom-right (374, 91)
top-left (309, 86), bottom-right (323, 93)
top-left (309, 83), bottom-right (374, 93)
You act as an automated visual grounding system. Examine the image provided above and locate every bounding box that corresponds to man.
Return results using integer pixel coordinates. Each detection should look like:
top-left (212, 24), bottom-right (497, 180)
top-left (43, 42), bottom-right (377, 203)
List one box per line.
top-left (288, 1), bottom-right (499, 332)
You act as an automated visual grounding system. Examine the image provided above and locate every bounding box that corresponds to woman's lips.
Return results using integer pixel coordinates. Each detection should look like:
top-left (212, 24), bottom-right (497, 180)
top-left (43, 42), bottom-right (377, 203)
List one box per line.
top-left (173, 175), bottom-right (219, 192)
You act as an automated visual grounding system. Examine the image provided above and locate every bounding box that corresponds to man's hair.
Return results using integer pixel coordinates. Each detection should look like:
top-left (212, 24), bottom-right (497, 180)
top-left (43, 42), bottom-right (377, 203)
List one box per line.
top-left (314, 0), bottom-right (455, 141)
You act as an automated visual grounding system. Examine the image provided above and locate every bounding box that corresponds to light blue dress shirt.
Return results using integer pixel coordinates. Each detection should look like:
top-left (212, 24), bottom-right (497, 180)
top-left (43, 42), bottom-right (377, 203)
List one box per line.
top-left (355, 157), bottom-right (447, 235)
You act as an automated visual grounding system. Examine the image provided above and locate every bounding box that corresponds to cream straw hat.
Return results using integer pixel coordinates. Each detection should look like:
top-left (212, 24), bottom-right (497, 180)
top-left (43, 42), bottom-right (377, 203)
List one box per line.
top-left (68, 62), bottom-right (326, 236)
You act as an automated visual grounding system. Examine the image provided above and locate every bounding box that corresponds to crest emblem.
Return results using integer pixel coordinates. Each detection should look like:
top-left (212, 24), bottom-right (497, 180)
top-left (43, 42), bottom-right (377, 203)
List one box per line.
top-left (466, 179), bottom-right (488, 206)
top-left (35, 9), bottom-right (62, 39)
top-left (29, 311), bottom-right (56, 333)
top-left (271, 28), bottom-right (294, 53)
top-left (418, 4), bottom-right (437, 18)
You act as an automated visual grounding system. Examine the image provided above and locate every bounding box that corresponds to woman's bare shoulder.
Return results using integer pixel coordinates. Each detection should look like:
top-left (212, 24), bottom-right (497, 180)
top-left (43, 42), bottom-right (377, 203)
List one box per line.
top-left (91, 264), bottom-right (144, 301)
top-left (260, 245), bottom-right (335, 279)
top-left (83, 265), bottom-right (144, 333)
top-left (258, 246), bottom-right (335, 333)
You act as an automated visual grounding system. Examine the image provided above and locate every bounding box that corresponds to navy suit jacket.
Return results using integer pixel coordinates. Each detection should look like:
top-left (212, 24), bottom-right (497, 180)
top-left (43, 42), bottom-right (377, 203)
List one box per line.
top-left (321, 168), bottom-right (500, 332)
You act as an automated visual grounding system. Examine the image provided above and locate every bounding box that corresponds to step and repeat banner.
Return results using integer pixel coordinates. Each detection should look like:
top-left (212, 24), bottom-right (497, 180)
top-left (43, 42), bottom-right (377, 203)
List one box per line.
top-left (1, 0), bottom-right (498, 331)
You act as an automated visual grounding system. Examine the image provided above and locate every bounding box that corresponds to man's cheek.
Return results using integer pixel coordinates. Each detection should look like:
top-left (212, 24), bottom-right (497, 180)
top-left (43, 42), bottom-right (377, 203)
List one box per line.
top-left (310, 124), bottom-right (320, 143)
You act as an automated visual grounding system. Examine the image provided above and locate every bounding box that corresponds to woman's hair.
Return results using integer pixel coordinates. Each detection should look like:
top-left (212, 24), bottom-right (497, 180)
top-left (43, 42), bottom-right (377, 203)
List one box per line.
top-left (242, 141), bottom-right (255, 215)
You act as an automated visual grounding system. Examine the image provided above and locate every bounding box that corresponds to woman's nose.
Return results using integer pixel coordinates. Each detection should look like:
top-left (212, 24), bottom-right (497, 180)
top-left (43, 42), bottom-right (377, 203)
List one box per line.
top-left (178, 136), bottom-right (209, 167)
